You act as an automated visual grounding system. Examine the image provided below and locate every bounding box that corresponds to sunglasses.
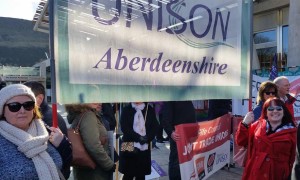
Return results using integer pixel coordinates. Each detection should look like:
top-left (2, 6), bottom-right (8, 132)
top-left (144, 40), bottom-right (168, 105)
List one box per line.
top-left (264, 92), bottom-right (276, 95)
top-left (5, 101), bottom-right (35, 112)
top-left (267, 106), bottom-right (283, 112)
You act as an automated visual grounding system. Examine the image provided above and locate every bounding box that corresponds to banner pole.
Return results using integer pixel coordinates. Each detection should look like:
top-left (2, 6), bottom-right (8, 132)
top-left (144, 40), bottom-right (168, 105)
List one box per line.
top-left (248, 0), bottom-right (254, 111)
top-left (49, 0), bottom-right (58, 128)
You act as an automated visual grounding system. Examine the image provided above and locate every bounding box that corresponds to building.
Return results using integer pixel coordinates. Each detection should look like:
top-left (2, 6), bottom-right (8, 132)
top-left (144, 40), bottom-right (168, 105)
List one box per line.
top-left (253, 0), bottom-right (299, 74)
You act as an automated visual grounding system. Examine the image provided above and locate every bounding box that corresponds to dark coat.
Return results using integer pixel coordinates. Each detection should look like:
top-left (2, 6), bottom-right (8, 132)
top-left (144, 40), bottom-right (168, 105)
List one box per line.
top-left (253, 100), bottom-right (263, 121)
top-left (161, 101), bottom-right (196, 137)
top-left (119, 103), bottom-right (159, 176)
top-left (44, 124), bottom-right (72, 179)
top-left (40, 100), bottom-right (68, 136)
top-left (236, 120), bottom-right (296, 180)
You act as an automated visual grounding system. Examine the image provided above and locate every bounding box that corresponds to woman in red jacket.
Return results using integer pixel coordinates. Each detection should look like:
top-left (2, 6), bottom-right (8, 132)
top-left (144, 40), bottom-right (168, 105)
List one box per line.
top-left (236, 97), bottom-right (296, 180)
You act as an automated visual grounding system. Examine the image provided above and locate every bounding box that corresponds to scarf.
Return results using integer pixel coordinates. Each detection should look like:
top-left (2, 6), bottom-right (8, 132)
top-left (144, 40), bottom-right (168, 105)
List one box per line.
top-left (131, 103), bottom-right (148, 151)
top-left (0, 119), bottom-right (60, 180)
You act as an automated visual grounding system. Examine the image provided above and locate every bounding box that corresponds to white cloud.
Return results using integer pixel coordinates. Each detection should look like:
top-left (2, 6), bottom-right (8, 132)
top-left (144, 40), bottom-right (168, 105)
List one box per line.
top-left (0, 0), bottom-right (40, 20)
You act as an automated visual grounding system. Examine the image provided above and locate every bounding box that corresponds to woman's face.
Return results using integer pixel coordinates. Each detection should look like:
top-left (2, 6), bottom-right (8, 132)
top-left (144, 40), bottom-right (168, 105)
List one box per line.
top-left (263, 88), bottom-right (276, 101)
top-left (4, 95), bottom-right (35, 131)
top-left (266, 101), bottom-right (283, 123)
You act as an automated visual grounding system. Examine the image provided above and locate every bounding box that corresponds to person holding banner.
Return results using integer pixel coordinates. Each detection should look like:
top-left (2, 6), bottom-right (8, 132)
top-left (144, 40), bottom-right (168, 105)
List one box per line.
top-left (0, 84), bottom-right (64, 179)
top-left (236, 97), bottom-right (296, 180)
top-left (66, 103), bottom-right (116, 180)
top-left (24, 81), bottom-right (72, 179)
top-left (161, 101), bottom-right (196, 180)
top-left (253, 81), bottom-right (278, 121)
top-left (119, 102), bottom-right (159, 180)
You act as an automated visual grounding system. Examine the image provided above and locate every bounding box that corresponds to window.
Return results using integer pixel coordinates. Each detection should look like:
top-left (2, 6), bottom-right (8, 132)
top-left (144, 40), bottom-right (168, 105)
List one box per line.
top-left (253, 7), bottom-right (289, 70)
top-left (282, 25), bottom-right (288, 67)
top-left (253, 30), bottom-right (277, 69)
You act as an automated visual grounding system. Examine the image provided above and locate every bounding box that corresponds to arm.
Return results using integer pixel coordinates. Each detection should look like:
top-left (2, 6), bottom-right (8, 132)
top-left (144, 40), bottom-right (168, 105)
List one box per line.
top-left (161, 102), bottom-right (174, 137)
top-left (145, 106), bottom-right (159, 141)
top-left (46, 126), bottom-right (72, 179)
top-left (289, 130), bottom-right (297, 173)
top-left (57, 113), bottom-right (68, 136)
top-left (80, 111), bottom-right (114, 171)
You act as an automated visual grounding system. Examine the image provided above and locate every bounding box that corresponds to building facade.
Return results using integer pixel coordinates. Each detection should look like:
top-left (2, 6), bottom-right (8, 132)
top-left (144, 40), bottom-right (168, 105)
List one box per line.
top-left (253, 0), bottom-right (299, 73)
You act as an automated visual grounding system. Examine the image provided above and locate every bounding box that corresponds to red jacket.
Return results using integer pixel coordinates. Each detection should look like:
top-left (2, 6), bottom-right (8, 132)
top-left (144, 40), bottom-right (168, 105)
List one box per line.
top-left (285, 94), bottom-right (296, 120)
top-left (236, 120), bottom-right (296, 180)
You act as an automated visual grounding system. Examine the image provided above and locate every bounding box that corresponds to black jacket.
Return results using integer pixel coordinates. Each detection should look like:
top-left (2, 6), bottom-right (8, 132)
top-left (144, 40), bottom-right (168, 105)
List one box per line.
top-left (40, 100), bottom-right (68, 136)
top-left (161, 101), bottom-right (196, 137)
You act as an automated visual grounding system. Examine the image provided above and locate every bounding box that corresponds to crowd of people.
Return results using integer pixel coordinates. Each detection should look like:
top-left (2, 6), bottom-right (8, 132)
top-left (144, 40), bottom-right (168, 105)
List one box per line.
top-left (0, 75), bottom-right (298, 180)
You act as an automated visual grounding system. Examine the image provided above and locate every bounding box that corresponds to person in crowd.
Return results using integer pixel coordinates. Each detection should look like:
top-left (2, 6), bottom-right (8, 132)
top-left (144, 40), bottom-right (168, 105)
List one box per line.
top-left (65, 103), bottom-right (116, 180)
top-left (207, 99), bottom-right (232, 120)
top-left (94, 103), bottom-right (119, 163)
top-left (154, 102), bottom-right (169, 143)
top-left (101, 103), bottom-right (117, 131)
top-left (119, 102), bottom-right (159, 180)
top-left (0, 84), bottom-right (65, 179)
top-left (236, 97), bottom-right (296, 180)
top-left (161, 101), bottom-right (196, 180)
top-left (24, 81), bottom-right (72, 179)
top-left (23, 81), bottom-right (68, 135)
top-left (253, 81), bottom-right (278, 121)
top-left (274, 76), bottom-right (299, 119)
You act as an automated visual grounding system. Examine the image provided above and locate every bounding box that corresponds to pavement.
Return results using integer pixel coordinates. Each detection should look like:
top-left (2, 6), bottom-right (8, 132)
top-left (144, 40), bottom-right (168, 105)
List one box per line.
top-left (58, 104), bottom-right (243, 180)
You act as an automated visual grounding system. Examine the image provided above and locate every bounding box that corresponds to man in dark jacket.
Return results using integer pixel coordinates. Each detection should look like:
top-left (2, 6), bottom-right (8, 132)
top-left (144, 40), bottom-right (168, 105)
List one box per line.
top-left (161, 101), bottom-right (196, 180)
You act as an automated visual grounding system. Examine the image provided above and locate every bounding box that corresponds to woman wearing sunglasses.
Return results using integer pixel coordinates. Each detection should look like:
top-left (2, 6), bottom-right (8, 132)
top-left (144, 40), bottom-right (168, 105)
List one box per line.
top-left (253, 81), bottom-right (278, 121)
top-left (0, 84), bottom-right (63, 179)
top-left (236, 97), bottom-right (296, 180)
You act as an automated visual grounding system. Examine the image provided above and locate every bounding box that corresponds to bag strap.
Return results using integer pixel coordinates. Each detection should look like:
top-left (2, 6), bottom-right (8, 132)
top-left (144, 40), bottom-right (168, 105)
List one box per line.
top-left (74, 112), bottom-right (87, 133)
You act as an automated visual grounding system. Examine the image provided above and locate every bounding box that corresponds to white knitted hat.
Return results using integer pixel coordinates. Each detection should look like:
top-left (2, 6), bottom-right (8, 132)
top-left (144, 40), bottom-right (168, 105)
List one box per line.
top-left (0, 84), bottom-right (36, 115)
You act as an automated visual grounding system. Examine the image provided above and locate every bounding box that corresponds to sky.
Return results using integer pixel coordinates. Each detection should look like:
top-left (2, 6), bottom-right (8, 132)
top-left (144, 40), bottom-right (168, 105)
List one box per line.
top-left (0, 0), bottom-right (40, 20)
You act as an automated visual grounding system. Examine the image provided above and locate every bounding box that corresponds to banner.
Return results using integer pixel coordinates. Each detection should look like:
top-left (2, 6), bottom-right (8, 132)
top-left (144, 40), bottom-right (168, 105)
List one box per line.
top-left (232, 75), bottom-right (300, 121)
top-left (54, 0), bottom-right (251, 103)
top-left (175, 114), bottom-right (231, 180)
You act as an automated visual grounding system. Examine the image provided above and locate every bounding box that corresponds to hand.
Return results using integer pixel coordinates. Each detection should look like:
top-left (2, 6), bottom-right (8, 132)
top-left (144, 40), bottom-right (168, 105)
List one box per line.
top-left (243, 112), bottom-right (254, 125)
top-left (139, 135), bottom-right (148, 145)
top-left (171, 131), bottom-right (180, 142)
top-left (49, 127), bottom-right (64, 147)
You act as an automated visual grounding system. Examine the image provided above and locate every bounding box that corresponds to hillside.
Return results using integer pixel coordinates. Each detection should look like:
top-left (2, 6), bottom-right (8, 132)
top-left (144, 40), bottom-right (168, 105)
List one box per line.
top-left (0, 17), bottom-right (49, 66)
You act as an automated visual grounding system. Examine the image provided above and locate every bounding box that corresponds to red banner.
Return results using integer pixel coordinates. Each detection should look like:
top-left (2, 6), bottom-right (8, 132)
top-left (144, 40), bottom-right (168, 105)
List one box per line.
top-left (175, 114), bottom-right (231, 180)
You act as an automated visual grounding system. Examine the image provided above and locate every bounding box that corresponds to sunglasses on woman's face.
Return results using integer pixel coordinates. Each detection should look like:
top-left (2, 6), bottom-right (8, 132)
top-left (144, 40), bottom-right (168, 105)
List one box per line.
top-left (5, 101), bottom-right (35, 112)
top-left (264, 91), bottom-right (276, 95)
top-left (267, 106), bottom-right (283, 112)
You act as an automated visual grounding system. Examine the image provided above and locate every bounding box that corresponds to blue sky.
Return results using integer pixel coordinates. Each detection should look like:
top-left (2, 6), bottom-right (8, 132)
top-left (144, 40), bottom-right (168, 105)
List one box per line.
top-left (0, 0), bottom-right (40, 20)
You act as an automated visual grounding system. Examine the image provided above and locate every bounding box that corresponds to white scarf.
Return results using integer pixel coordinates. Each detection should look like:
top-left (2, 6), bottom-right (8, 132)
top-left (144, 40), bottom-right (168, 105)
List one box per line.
top-left (131, 103), bottom-right (148, 151)
top-left (0, 119), bottom-right (60, 180)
